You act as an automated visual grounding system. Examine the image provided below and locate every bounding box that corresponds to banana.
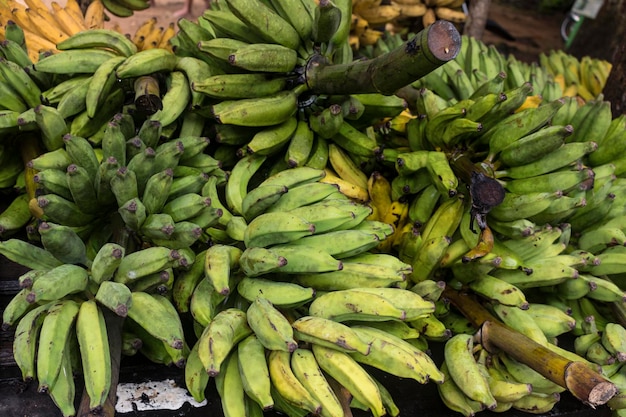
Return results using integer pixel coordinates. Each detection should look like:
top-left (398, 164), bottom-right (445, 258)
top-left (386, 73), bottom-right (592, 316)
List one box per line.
top-left (583, 275), bottom-right (626, 303)
top-left (237, 276), bottom-right (315, 308)
top-left (193, 73), bottom-right (287, 101)
top-left (246, 116), bottom-right (298, 156)
top-left (210, 89), bottom-right (299, 127)
top-left (34, 48), bottom-right (119, 74)
top-left (330, 120), bottom-right (380, 157)
top-left (601, 323), bottom-right (626, 362)
top-left (185, 341), bottom-right (210, 403)
top-left (481, 97), bottom-right (564, 157)
top-left (290, 347), bottom-right (344, 417)
top-left (487, 191), bottom-right (559, 223)
top-left (496, 141), bottom-right (598, 180)
top-left (496, 352), bottom-right (565, 394)
top-left (349, 324), bottom-right (444, 384)
top-left (126, 291), bottom-right (185, 349)
top-left (85, 56), bottom-right (126, 119)
top-left (498, 124), bottom-right (574, 167)
top-left (36, 299), bottom-right (81, 393)
top-left (229, 43), bottom-right (299, 73)
top-left (76, 299), bottom-right (111, 413)
top-left (241, 184), bottom-right (289, 221)
top-left (226, 0), bottom-right (301, 50)
top-left (308, 288), bottom-right (412, 322)
top-left (197, 308), bottom-right (252, 376)
top-left (214, 349), bottom-right (247, 417)
top-left (444, 333), bottom-right (497, 409)
top-left (287, 227), bottom-right (383, 258)
top-left (113, 246), bottom-right (179, 284)
top-left (502, 167), bottom-right (594, 195)
top-left (312, 343), bottom-right (385, 417)
top-left (11, 302), bottom-right (51, 381)
top-left (33, 104), bottom-right (68, 152)
top-left (247, 243), bottom-right (343, 275)
top-left (224, 153), bottom-right (267, 216)
top-left (437, 361), bottom-right (484, 417)
top-left (47, 334), bottom-right (77, 417)
top-left (115, 48), bottom-right (179, 79)
top-left (189, 272), bottom-right (225, 327)
top-left (149, 71), bottom-right (191, 127)
top-left (0, 57), bottom-right (42, 109)
top-left (56, 28), bottom-right (137, 57)
top-left (38, 221), bottom-right (89, 265)
top-left (235, 334), bottom-right (274, 410)
top-left (0, 193), bottom-right (32, 238)
top-left (284, 199), bottom-right (370, 234)
top-left (409, 235), bottom-right (452, 283)
top-left (26, 264), bottom-right (88, 303)
top-left (94, 280), bottom-right (132, 317)
top-left (328, 143), bottom-right (368, 191)
top-left (467, 272), bottom-right (528, 309)
top-left (291, 315), bottom-right (371, 355)
top-left (246, 296), bottom-right (298, 352)
top-left (243, 211), bottom-right (315, 248)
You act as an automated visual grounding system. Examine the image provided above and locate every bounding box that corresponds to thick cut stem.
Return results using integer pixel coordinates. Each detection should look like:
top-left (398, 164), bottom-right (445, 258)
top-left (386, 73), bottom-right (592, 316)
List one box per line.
top-left (443, 288), bottom-right (618, 408)
top-left (305, 20), bottom-right (461, 96)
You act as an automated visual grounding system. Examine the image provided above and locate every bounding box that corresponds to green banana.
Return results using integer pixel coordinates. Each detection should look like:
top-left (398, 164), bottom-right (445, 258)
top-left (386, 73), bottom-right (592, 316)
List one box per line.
top-left (76, 299), bottom-right (111, 413)
top-left (197, 308), bottom-right (252, 376)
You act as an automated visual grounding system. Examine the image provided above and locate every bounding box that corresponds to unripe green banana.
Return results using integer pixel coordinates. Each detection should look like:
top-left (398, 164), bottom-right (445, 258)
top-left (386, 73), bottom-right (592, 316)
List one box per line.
top-left (76, 299), bottom-right (111, 413)
top-left (11, 302), bottom-right (51, 381)
top-left (226, 0), bottom-right (301, 50)
top-left (113, 246), bottom-right (180, 284)
top-left (228, 43), bottom-right (298, 73)
top-left (243, 211), bottom-right (315, 248)
top-left (94, 280), bottom-right (133, 317)
top-left (237, 334), bottom-right (274, 410)
top-left (246, 296), bottom-right (298, 352)
top-left (32, 168), bottom-right (71, 201)
top-left (236, 276), bottom-right (315, 308)
top-left (56, 28), bottom-right (138, 57)
top-left (0, 193), bottom-right (32, 238)
top-left (197, 307), bottom-right (252, 376)
top-left (246, 116), bottom-right (298, 156)
top-left (204, 244), bottom-right (243, 295)
top-left (36, 49), bottom-right (120, 74)
top-left (498, 124), bottom-right (574, 167)
top-left (127, 291), bottom-right (185, 349)
top-left (210, 89), bottom-right (299, 127)
top-left (291, 315), bottom-right (372, 355)
top-left (444, 333), bottom-right (497, 409)
top-left (185, 341), bottom-right (210, 403)
top-left (312, 343), bottom-right (385, 417)
top-left (27, 264), bottom-right (89, 304)
top-left (117, 197), bottom-right (147, 232)
top-left (290, 347), bottom-right (343, 417)
top-left (115, 48), bottom-right (179, 79)
top-left (38, 221), bottom-right (89, 266)
top-left (36, 299), bottom-right (81, 393)
top-left (193, 73), bottom-right (287, 101)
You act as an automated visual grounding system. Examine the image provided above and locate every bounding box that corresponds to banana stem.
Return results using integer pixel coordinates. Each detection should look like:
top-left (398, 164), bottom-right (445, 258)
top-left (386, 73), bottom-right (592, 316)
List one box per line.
top-left (304, 20), bottom-right (461, 96)
top-left (442, 288), bottom-right (618, 407)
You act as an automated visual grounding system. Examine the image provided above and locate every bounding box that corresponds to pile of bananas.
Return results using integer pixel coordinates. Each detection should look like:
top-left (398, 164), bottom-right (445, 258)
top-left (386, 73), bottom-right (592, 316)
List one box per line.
top-left (408, 34), bottom-right (612, 105)
top-left (350, 0), bottom-right (466, 49)
top-left (1, 0), bottom-right (626, 416)
top-left (0, 0), bottom-right (107, 61)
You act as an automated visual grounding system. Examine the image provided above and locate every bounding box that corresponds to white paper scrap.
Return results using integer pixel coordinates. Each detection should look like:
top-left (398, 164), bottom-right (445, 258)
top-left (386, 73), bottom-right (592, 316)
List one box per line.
top-left (115, 378), bottom-right (207, 413)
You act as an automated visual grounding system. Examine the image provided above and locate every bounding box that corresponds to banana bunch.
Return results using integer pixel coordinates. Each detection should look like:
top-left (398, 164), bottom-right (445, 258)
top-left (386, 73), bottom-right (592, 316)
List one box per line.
top-left (407, 34), bottom-right (611, 106)
top-left (349, 0), bottom-right (466, 50)
top-left (116, 17), bottom-right (177, 52)
top-left (0, 0), bottom-right (107, 62)
top-left (0, 233), bottom-right (192, 416)
top-left (540, 49), bottom-right (613, 102)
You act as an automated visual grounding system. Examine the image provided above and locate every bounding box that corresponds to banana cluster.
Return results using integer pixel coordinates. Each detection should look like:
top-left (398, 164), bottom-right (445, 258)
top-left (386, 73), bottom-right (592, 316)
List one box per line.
top-left (2, 0), bottom-right (626, 415)
top-left (0, 0), bottom-right (107, 62)
top-left (440, 335), bottom-right (566, 416)
top-left (350, 0), bottom-right (466, 49)
top-left (540, 49), bottom-right (613, 102)
top-left (410, 34), bottom-right (611, 106)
